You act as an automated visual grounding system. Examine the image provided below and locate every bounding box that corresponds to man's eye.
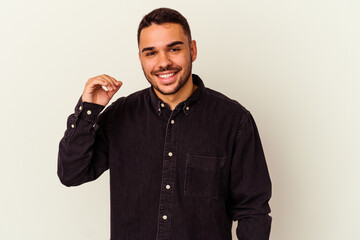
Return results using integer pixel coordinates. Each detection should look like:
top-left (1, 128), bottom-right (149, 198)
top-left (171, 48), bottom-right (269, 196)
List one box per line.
top-left (146, 51), bottom-right (156, 56)
top-left (170, 48), bottom-right (180, 52)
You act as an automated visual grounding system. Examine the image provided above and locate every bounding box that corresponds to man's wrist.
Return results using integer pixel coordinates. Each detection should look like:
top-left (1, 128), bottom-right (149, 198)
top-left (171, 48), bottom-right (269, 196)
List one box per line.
top-left (75, 97), bottom-right (105, 123)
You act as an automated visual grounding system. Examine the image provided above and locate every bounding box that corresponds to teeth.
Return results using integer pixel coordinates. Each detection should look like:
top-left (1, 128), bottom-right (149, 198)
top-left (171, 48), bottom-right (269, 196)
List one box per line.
top-left (158, 73), bottom-right (175, 78)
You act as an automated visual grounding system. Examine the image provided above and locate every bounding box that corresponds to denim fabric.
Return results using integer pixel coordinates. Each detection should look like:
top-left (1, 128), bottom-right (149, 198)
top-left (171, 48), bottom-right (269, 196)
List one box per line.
top-left (58, 74), bottom-right (272, 240)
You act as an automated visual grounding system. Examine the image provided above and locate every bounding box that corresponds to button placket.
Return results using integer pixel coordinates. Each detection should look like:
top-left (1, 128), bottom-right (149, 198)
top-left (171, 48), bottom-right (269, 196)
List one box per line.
top-left (156, 112), bottom-right (178, 240)
top-left (183, 104), bottom-right (190, 115)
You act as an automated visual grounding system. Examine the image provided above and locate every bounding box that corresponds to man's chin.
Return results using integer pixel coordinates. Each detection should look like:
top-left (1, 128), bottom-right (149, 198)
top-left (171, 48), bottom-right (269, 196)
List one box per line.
top-left (154, 86), bottom-right (180, 96)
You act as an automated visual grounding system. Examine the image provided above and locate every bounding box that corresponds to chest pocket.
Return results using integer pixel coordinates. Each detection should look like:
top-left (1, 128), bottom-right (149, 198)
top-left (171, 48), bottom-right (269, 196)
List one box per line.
top-left (184, 155), bottom-right (226, 200)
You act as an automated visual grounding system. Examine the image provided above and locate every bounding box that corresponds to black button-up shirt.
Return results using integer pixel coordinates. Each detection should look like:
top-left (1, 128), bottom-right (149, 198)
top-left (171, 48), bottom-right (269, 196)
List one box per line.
top-left (58, 74), bottom-right (272, 240)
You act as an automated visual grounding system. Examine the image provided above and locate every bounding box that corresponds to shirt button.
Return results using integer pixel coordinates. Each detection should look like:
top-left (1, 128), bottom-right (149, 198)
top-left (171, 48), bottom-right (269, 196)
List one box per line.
top-left (168, 152), bottom-right (173, 157)
top-left (79, 106), bottom-right (82, 111)
top-left (87, 110), bottom-right (92, 115)
top-left (71, 124), bottom-right (75, 128)
top-left (158, 108), bottom-right (161, 112)
top-left (162, 215), bottom-right (167, 220)
top-left (160, 103), bottom-right (165, 108)
top-left (166, 185), bottom-right (171, 189)
top-left (186, 106), bottom-right (190, 111)
top-left (170, 120), bottom-right (175, 124)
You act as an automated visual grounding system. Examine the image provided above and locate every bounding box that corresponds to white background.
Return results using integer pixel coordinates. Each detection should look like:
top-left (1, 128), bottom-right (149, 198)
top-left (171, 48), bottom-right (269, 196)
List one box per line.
top-left (1, 0), bottom-right (359, 239)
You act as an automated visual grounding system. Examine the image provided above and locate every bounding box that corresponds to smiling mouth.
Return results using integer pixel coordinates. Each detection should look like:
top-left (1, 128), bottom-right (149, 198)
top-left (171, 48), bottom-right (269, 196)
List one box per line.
top-left (157, 72), bottom-right (176, 79)
top-left (154, 70), bottom-right (180, 84)
top-left (153, 67), bottom-right (181, 79)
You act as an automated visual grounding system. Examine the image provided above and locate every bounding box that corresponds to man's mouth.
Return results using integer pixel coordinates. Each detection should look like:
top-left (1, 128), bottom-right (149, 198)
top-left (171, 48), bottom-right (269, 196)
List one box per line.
top-left (154, 70), bottom-right (180, 84)
top-left (158, 72), bottom-right (176, 79)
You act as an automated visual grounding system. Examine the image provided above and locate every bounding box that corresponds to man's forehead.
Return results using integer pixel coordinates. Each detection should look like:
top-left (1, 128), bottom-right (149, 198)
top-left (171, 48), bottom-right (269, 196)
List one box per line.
top-left (139, 23), bottom-right (187, 47)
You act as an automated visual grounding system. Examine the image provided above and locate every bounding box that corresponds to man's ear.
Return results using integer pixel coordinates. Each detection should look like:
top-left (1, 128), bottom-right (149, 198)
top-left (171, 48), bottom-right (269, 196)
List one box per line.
top-left (138, 51), bottom-right (144, 70)
top-left (190, 40), bottom-right (197, 62)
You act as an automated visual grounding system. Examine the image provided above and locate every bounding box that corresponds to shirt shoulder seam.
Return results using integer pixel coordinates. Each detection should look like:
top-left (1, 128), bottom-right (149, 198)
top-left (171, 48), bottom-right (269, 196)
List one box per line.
top-left (235, 111), bottom-right (251, 143)
top-left (205, 88), bottom-right (248, 112)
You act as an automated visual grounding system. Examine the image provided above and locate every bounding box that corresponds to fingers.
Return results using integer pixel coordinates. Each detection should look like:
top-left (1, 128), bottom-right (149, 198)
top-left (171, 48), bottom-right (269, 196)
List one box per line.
top-left (101, 74), bottom-right (122, 92)
top-left (107, 82), bottom-right (122, 98)
top-left (86, 78), bottom-right (108, 90)
top-left (82, 74), bottom-right (122, 105)
top-left (87, 74), bottom-right (122, 92)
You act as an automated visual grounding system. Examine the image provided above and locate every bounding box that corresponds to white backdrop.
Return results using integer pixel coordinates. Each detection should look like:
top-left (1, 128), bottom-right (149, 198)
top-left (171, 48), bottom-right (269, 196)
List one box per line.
top-left (1, 0), bottom-right (359, 239)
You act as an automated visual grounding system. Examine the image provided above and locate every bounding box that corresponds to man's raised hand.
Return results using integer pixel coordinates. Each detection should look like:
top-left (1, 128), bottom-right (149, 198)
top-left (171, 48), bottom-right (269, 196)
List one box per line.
top-left (82, 74), bottom-right (122, 106)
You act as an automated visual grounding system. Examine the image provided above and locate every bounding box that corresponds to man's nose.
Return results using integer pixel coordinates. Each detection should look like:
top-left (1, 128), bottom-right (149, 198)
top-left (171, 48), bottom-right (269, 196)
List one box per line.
top-left (158, 52), bottom-right (173, 69)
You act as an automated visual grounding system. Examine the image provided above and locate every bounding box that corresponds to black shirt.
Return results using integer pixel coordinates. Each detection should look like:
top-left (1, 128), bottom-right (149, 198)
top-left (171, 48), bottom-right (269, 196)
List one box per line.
top-left (58, 74), bottom-right (272, 240)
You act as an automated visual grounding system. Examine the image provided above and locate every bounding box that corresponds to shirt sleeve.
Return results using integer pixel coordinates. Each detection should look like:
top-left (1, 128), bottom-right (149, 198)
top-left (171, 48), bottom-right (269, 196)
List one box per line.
top-left (57, 97), bottom-right (110, 187)
top-left (229, 111), bottom-right (272, 240)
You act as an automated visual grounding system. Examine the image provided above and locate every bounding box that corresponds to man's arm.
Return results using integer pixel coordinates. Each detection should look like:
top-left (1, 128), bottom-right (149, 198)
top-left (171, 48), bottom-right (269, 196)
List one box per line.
top-left (58, 99), bottom-right (109, 186)
top-left (57, 74), bottom-right (122, 186)
top-left (229, 111), bottom-right (272, 239)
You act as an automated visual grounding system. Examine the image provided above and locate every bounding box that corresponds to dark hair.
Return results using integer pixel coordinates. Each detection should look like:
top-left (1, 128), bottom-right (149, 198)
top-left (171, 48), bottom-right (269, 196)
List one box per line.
top-left (137, 8), bottom-right (192, 45)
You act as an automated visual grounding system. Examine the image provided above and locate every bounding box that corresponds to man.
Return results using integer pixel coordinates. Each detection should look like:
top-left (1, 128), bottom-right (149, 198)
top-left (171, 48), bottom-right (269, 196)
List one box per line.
top-left (58, 8), bottom-right (272, 240)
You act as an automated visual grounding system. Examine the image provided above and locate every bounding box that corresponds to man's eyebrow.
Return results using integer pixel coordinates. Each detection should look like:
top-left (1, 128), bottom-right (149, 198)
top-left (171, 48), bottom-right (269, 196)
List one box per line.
top-left (141, 41), bottom-right (184, 53)
top-left (141, 47), bottom-right (155, 53)
top-left (167, 41), bottom-right (184, 47)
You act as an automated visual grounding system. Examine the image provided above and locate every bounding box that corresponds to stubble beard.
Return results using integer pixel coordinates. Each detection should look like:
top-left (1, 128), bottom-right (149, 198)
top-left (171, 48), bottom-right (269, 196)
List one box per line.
top-left (142, 56), bottom-right (193, 96)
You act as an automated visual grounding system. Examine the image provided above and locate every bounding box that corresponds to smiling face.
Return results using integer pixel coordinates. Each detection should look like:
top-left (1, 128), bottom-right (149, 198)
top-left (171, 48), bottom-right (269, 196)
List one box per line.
top-left (138, 23), bottom-right (197, 97)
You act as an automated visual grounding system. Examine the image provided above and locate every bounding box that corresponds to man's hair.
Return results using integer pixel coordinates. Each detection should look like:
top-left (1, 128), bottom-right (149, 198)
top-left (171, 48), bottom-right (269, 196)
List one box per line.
top-left (137, 8), bottom-right (192, 45)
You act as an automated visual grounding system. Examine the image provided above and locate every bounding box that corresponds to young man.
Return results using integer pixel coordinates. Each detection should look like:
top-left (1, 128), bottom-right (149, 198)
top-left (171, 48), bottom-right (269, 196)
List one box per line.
top-left (58, 8), bottom-right (272, 240)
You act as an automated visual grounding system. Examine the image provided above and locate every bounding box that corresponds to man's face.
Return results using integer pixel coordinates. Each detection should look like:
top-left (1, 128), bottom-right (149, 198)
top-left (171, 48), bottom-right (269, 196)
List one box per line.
top-left (138, 23), bottom-right (197, 96)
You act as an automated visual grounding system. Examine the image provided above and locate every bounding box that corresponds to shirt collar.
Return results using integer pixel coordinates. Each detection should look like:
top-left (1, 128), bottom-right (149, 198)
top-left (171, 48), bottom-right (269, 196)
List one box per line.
top-left (149, 74), bottom-right (205, 115)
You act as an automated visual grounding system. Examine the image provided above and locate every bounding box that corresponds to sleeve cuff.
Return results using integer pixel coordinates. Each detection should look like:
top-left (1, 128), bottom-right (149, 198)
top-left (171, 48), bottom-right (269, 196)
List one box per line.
top-left (74, 97), bottom-right (105, 123)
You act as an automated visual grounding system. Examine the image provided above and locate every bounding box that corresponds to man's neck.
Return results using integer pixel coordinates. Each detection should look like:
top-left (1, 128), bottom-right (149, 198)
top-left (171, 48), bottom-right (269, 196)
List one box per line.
top-left (154, 75), bottom-right (197, 110)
